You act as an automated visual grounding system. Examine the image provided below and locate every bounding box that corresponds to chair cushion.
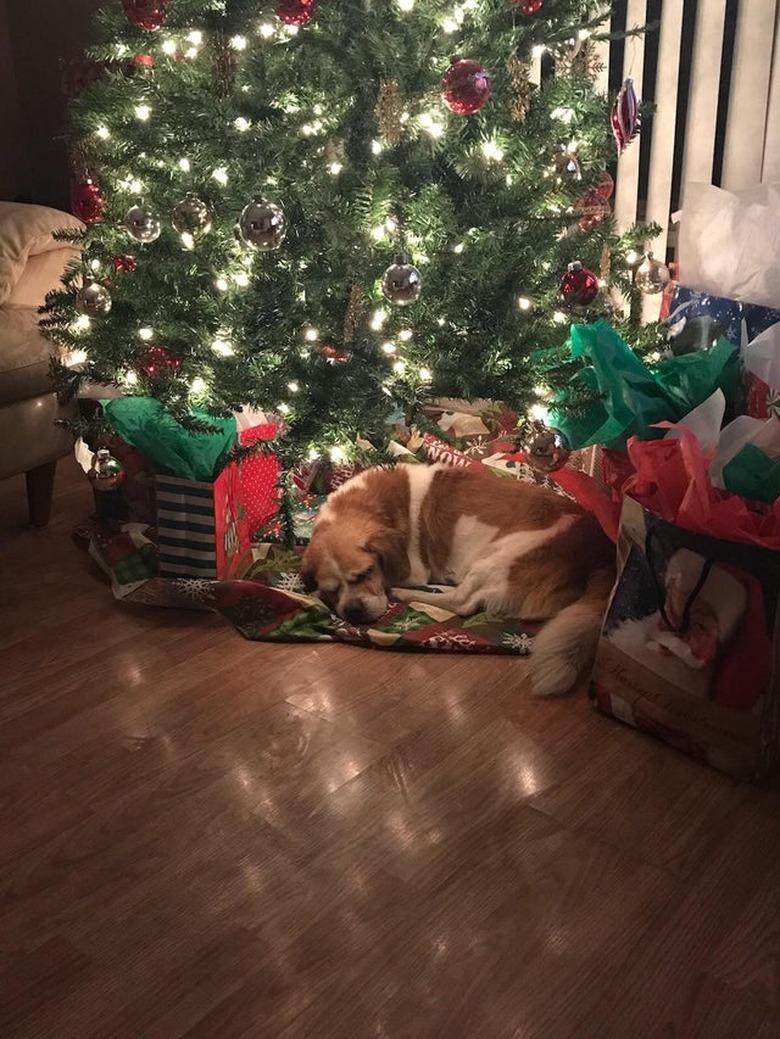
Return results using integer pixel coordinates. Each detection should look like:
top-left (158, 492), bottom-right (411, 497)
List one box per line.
top-left (0, 305), bottom-right (61, 404)
top-left (0, 202), bottom-right (83, 305)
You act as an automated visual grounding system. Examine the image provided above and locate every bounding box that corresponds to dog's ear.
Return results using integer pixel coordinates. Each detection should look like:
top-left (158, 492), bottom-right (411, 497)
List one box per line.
top-left (299, 542), bottom-right (320, 593)
top-left (364, 527), bottom-right (409, 585)
top-left (300, 567), bottom-right (318, 593)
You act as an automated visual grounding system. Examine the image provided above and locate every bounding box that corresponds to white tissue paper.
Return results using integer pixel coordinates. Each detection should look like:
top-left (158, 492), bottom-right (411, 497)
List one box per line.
top-left (664, 389), bottom-right (725, 453)
top-left (678, 183), bottom-right (780, 308)
top-left (742, 321), bottom-right (780, 387)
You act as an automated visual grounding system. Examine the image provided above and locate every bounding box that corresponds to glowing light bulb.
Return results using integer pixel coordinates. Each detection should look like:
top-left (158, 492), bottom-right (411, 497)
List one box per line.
top-left (517, 296), bottom-right (532, 311)
top-left (442, 17), bottom-right (458, 32)
top-left (233, 272), bottom-right (250, 288)
top-left (128, 178), bottom-right (144, 194)
top-left (392, 359), bottom-right (406, 374)
top-left (234, 117), bottom-right (251, 132)
top-left (215, 277), bottom-right (229, 292)
top-left (125, 370), bottom-right (138, 385)
top-left (381, 342), bottom-right (397, 355)
top-left (161, 39), bottom-right (177, 56)
top-left (625, 249), bottom-right (640, 265)
top-left (534, 384), bottom-right (550, 398)
top-left (212, 167), bottom-right (229, 186)
top-left (187, 30), bottom-right (203, 45)
top-left (230, 35), bottom-right (247, 50)
top-left (530, 403), bottom-right (551, 424)
top-left (419, 367), bottom-right (432, 381)
top-left (328, 162), bottom-right (343, 176)
top-left (191, 377), bottom-right (207, 393)
top-left (285, 24), bottom-right (299, 36)
top-left (398, 0), bottom-right (415, 9)
top-left (135, 105), bottom-right (151, 121)
top-left (96, 125), bottom-right (110, 140)
top-left (212, 338), bottom-right (234, 357)
top-left (178, 157), bottom-right (191, 172)
top-left (437, 317), bottom-right (446, 327)
top-left (370, 309), bottom-right (387, 330)
top-left (399, 329), bottom-right (413, 342)
top-left (550, 107), bottom-right (576, 123)
top-left (371, 225), bottom-right (385, 241)
top-left (481, 140), bottom-right (504, 163)
top-left (75, 314), bottom-right (91, 331)
top-left (452, 242), bottom-right (465, 254)
top-left (304, 327), bottom-right (319, 342)
top-left (307, 448), bottom-right (319, 461)
top-left (259, 22), bottom-right (275, 38)
top-left (578, 28), bottom-right (592, 40)
top-left (139, 327), bottom-right (154, 341)
top-left (330, 446), bottom-right (346, 463)
top-left (185, 47), bottom-right (198, 59)
top-left (552, 311), bottom-right (568, 324)
top-left (277, 402), bottom-right (291, 415)
top-left (287, 381), bottom-right (300, 393)
top-left (371, 140), bottom-right (383, 156)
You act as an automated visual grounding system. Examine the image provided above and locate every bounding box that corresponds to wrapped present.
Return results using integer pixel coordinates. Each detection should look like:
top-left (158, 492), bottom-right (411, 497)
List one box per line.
top-left (238, 422), bottom-right (281, 539)
top-left (155, 463), bottom-right (251, 579)
top-left (592, 494), bottom-right (780, 780)
top-left (665, 284), bottom-right (780, 348)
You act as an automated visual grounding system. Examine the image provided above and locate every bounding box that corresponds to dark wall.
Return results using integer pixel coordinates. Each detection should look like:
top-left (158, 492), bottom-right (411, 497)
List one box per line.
top-left (0, 0), bottom-right (97, 209)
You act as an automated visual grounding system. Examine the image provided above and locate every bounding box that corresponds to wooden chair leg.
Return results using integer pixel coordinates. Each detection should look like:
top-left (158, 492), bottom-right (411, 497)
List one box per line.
top-left (25, 460), bottom-right (58, 527)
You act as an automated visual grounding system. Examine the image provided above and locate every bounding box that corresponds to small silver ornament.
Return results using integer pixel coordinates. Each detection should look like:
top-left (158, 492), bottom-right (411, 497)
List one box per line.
top-left (88, 447), bottom-right (124, 491)
top-left (381, 253), bottom-right (422, 306)
top-left (522, 423), bottom-right (571, 474)
top-left (553, 143), bottom-right (581, 180)
top-left (76, 280), bottom-right (112, 317)
top-left (171, 192), bottom-right (212, 238)
top-left (635, 253), bottom-right (671, 295)
top-left (238, 196), bottom-right (286, 250)
top-left (124, 203), bottom-right (162, 243)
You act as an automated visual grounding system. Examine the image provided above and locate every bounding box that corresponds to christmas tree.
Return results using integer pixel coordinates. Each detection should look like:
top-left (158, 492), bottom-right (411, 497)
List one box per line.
top-left (42, 0), bottom-right (655, 469)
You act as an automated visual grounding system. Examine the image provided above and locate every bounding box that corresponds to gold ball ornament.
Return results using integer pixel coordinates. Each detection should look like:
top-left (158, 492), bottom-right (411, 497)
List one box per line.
top-left (635, 253), bottom-right (670, 295)
top-left (171, 193), bottom-right (212, 239)
top-left (523, 424), bottom-right (571, 474)
top-left (76, 280), bottom-right (112, 317)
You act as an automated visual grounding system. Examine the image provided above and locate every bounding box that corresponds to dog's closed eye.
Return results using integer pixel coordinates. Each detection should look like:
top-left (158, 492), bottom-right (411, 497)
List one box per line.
top-left (347, 566), bottom-right (374, 585)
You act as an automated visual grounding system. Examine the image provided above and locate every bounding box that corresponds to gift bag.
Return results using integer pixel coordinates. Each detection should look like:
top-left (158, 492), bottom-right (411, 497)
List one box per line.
top-left (238, 422), bottom-right (281, 539)
top-left (591, 495), bottom-right (780, 780)
top-left (155, 463), bottom-right (251, 579)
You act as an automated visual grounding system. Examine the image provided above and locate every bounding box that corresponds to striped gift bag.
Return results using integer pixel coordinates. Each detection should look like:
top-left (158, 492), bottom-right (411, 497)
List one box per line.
top-left (155, 463), bottom-right (251, 579)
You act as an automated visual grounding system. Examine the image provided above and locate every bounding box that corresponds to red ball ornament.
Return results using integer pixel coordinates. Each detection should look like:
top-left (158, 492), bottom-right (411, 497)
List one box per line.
top-left (140, 345), bottom-right (179, 377)
top-left (518, 0), bottom-right (544, 13)
top-left (122, 0), bottom-right (168, 31)
top-left (276, 0), bottom-right (315, 26)
top-left (595, 169), bottom-right (614, 200)
top-left (319, 344), bottom-right (349, 364)
top-left (132, 53), bottom-right (155, 69)
top-left (575, 190), bottom-right (611, 231)
top-left (441, 58), bottom-right (492, 115)
top-left (560, 262), bottom-right (600, 306)
top-left (71, 181), bottom-right (107, 224)
top-left (112, 255), bottom-right (138, 273)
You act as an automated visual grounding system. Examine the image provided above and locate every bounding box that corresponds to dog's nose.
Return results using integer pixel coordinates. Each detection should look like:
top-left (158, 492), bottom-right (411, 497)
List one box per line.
top-left (343, 604), bottom-right (367, 626)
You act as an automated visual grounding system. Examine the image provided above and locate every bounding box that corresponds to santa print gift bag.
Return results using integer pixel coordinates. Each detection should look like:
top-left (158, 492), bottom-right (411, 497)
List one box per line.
top-left (591, 495), bottom-right (780, 780)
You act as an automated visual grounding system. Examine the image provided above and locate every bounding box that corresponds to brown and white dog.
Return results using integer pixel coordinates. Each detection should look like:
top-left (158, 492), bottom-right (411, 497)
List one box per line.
top-left (300, 463), bottom-right (616, 697)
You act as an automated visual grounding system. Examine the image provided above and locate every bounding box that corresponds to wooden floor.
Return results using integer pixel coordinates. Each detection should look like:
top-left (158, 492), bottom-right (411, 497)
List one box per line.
top-left (2, 462), bottom-right (780, 1039)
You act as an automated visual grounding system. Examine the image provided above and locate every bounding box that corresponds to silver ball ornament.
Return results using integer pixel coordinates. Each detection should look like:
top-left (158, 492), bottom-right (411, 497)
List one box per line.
top-left (381, 253), bottom-right (422, 306)
top-left (523, 424), bottom-right (571, 474)
top-left (171, 192), bottom-right (212, 238)
top-left (238, 196), bottom-right (287, 250)
top-left (635, 253), bottom-right (671, 295)
top-left (76, 280), bottom-right (112, 317)
top-left (124, 203), bottom-right (162, 243)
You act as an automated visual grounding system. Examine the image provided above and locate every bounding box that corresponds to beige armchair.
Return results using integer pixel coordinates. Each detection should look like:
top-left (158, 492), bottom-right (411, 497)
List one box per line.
top-left (0, 202), bottom-right (83, 525)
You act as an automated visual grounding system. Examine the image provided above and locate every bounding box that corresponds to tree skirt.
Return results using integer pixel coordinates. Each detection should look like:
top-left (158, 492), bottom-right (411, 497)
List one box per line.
top-left (87, 526), bottom-right (538, 655)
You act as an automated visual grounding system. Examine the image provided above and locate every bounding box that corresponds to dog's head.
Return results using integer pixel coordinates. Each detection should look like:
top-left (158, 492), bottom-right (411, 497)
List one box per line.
top-left (300, 517), bottom-right (408, 626)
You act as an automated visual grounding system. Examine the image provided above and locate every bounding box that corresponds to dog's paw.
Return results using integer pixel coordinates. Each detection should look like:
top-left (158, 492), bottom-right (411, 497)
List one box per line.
top-left (390, 587), bottom-right (419, 602)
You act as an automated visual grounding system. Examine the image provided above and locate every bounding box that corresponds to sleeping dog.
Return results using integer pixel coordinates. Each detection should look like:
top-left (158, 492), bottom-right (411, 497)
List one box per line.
top-left (300, 464), bottom-right (615, 697)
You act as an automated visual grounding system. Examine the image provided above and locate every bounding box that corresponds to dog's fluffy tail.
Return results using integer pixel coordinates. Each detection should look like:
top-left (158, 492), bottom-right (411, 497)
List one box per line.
top-left (530, 566), bottom-right (615, 698)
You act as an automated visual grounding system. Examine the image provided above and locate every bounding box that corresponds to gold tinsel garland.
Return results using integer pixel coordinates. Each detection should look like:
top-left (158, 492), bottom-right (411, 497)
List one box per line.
top-left (342, 284), bottom-right (364, 344)
top-left (506, 56), bottom-right (532, 122)
top-left (374, 79), bottom-right (403, 145)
